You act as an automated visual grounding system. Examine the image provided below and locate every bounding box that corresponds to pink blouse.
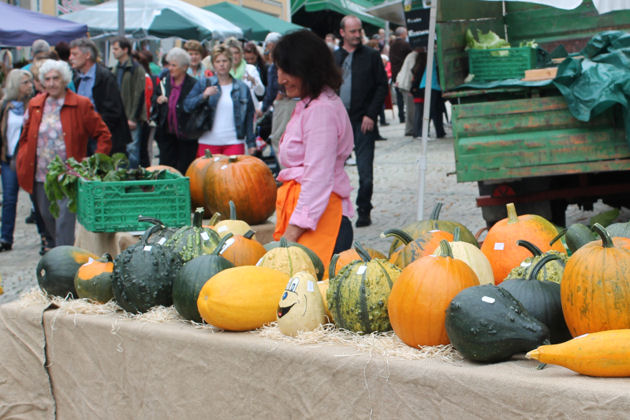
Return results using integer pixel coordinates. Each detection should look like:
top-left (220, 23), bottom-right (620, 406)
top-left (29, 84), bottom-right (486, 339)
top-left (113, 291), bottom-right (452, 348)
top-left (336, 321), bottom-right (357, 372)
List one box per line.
top-left (278, 87), bottom-right (354, 230)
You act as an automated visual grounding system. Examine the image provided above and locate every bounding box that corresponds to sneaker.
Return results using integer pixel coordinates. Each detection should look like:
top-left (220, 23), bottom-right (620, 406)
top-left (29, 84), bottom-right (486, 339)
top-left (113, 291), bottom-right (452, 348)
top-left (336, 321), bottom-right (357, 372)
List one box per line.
top-left (0, 241), bottom-right (12, 252)
top-left (345, 156), bottom-right (357, 166)
top-left (355, 213), bottom-right (371, 227)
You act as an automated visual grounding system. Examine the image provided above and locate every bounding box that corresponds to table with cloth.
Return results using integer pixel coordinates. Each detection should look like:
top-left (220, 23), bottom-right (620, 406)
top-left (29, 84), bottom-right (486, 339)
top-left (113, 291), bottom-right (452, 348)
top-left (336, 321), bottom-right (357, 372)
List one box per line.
top-left (0, 299), bottom-right (629, 419)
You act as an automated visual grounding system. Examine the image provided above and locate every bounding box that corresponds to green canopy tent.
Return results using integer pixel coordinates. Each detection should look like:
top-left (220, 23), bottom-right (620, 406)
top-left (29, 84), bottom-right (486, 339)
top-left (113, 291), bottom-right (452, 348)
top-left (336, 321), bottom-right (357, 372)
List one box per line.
top-left (204, 2), bottom-right (305, 42)
top-left (291, 0), bottom-right (386, 36)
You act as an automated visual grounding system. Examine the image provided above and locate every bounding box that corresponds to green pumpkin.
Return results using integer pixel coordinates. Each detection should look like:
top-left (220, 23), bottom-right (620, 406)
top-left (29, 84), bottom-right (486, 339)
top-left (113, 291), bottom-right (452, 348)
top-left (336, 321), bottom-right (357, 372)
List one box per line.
top-left (327, 242), bottom-right (401, 333)
top-left (560, 223), bottom-right (597, 254)
top-left (388, 202), bottom-right (478, 257)
top-left (172, 234), bottom-right (235, 322)
top-left (138, 216), bottom-right (178, 245)
top-left (113, 225), bottom-right (183, 313)
top-left (165, 207), bottom-right (221, 263)
top-left (74, 253), bottom-right (114, 303)
top-left (606, 221), bottom-right (630, 239)
top-left (504, 240), bottom-right (567, 284)
top-left (37, 246), bottom-right (98, 298)
top-left (264, 240), bottom-right (324, 281)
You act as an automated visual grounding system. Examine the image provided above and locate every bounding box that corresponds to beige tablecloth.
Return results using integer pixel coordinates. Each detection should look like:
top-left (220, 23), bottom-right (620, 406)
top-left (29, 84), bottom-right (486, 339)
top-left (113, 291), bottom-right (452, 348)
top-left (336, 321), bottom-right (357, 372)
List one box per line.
top-left (1, 301), bottom-right (630, 419)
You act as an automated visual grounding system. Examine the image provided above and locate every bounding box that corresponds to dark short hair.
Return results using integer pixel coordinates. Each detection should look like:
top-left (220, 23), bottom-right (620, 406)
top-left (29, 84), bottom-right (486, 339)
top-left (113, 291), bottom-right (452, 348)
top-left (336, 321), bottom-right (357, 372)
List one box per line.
top-left (273, 30), bottom-right (341, 99)
top-left (112, 37), bottom-right (132, 54)
top-left (55, 41), bottom-right (70, 61)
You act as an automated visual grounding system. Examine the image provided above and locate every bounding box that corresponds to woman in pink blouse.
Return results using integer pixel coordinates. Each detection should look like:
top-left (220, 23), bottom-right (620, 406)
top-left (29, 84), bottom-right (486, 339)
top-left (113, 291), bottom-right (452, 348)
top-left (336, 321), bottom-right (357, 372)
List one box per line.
top-left (272, 30), bottom-right (354, 268)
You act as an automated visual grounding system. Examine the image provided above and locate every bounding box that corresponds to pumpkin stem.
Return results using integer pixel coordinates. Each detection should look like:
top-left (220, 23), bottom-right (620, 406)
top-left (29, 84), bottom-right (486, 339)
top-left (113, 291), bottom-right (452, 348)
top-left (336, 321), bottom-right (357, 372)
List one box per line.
top-left (506, 203), bottom-right (519, 224)
top-left (213, 232), bottom-right (234, 255)
top-left (453, 226), bottom-right (461, 242)
top-left (192, 207), bottom-right (205, 227)
top-left (549, 228), bottom-right (567, 247)
top-left (228, 155), bottom-right (238, 163)
top-left (329, 253), bottom-right (340, 279)
top-left (439, 240), bottom-right (454, 258)
top-left (430, 202), bottom-right (443, 220)
top-left (380, 228), bottom-right (414, 246)
top-left (204, 149), bottom-right (212, 158)
top-left (138, 216), bottom-right (165, 227)
top-left (243, 230), bottom-right (256, 240)
top-left (527, 253), bottom-right (560, 281)
top-left (591, 223), bottom-right (615, 248)
top-left (229, 201), bottom-right (237, 220)
top-left (517, 240), bottom-right (543, 257)
top-left (208, 212), bottom-right (221, 226)
top-left (279, 237), bottom-right (289, 248)
top-left (101, 253), bottom-right (113, 262)
top-left (141, 224), bottom-right (163, 246)
top-left (353, 242), bottom-right (372, 262)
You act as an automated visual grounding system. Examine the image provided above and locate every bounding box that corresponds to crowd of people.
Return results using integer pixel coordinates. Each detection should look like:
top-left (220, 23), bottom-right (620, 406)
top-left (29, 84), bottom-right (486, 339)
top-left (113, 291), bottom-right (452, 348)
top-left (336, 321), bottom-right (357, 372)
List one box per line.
top-left (0, 17), bottom-right (446, 268)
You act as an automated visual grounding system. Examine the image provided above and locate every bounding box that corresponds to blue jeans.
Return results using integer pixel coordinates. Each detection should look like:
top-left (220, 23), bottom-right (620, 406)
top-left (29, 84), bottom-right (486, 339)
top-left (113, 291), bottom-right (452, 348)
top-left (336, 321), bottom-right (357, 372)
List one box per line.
top-left (351, 120), bottom-right (376, 214)
top-left (1, 160), bottom-right (19, 244)
top-left (126, 126), bottom-right (142, 168)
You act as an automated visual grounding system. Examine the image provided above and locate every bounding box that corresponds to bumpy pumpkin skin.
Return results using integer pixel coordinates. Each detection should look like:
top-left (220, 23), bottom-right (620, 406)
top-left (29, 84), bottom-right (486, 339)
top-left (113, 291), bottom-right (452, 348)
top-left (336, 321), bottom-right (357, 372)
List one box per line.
top-left (258, 245), bottom-right (317, 278)
top-left (561, 225), bottom-right (630, 337)
top-left (197, 266), bottom-right (290, 331)
top-left (165, 209), bottom-right (221, 263)
top-left (265, 241), bottom-right (325, 281)
top-left (37, 246), bottom-right (98, 298)
top-left (388, 243), bottom-right (480, 347)
top-left (327, 258), bottom-right (401, 333)
top-left (74, 255), bottom-right (114, 303)
top-left (480, 203), bottom-right (565, 285)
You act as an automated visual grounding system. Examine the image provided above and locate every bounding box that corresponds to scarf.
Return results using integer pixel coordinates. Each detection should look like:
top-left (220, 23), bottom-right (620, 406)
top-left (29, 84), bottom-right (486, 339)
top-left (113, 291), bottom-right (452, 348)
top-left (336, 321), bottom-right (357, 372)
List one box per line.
top-left (9, 100), bottom-right (24, 116)
top-left (168, 76), bottom-right (183, 138)
top-left (230, 59), bottom-right (246, 80)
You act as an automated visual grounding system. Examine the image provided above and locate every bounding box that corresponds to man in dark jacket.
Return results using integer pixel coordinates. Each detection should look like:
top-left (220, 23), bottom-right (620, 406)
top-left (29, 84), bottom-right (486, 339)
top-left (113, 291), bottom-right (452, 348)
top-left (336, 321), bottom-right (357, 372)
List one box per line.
top-left (69, 38), bottom-right (131, 156)
top-left (334, 15), bottom-right (388, 227)
top-left (389, 27), bottom-right (412, 125)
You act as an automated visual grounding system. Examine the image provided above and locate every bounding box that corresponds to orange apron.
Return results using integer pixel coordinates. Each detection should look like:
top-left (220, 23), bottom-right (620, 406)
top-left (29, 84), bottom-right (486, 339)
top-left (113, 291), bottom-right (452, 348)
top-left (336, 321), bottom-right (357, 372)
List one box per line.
top-left (274, 180), bottom-right (342, 270)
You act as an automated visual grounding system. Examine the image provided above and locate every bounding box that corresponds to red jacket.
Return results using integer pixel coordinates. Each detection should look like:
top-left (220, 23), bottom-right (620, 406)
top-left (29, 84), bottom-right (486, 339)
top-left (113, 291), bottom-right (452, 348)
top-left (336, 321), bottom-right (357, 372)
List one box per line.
top-left (17, 90), bottom-right (112, 194)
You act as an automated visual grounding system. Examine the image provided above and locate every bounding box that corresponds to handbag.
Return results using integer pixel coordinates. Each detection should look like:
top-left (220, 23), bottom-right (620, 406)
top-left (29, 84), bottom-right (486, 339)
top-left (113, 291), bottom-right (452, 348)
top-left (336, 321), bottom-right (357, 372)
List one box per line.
top-left (183, 78), bottom-right (215, 138)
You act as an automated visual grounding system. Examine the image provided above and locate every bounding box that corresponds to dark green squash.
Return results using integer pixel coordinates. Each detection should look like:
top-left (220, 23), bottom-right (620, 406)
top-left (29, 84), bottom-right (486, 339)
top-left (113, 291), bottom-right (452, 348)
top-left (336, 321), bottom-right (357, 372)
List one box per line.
top-left (165, 207), bottom-right (221, 263)
top-left (556, 223), bottom-right (597, 254)
top-left (504, 240), bottom-right (567, 284)
top-left (388, 202), bottom-right (479, 257)
top-left (113, 225), bottom-right (183, 313)
top-left (172, 234), bottom-right (235, 322)
top-left (74, 253), bottom-right (114, 303)
top-left (445, 284), bottom-right (550, 363)
top-left (138, 216), bottom-right (178, 245)
top-left (264, 240), bottom-right (324, 281)
top-left (36, 246), bottom-right (98, 298)
top-left (500, 254), bottom-right (571, 344)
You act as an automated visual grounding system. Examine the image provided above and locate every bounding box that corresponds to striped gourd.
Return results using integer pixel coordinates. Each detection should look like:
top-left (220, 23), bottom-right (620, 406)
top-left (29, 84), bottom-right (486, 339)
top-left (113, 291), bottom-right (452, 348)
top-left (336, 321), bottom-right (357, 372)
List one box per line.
top-left (165, 208), bottom-right (221, 263)
top-left (327, 242), bottom-right (401, 333)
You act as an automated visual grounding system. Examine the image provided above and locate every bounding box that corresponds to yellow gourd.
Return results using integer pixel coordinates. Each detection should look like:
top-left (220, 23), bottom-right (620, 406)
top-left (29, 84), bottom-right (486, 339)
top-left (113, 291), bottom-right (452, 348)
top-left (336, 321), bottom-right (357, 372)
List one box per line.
top-left (213, 200), bottom-right (255, 239)
top-left (431, 228), bottom-right (494, 285)
top-left (257, 237), bottom-right (317, 278)
top-left (277, 271), bottom-right (326, 336)
top-left (317, 280), bottom-right (333, 322)
top-left (526, 329), bottom-right (630, 377)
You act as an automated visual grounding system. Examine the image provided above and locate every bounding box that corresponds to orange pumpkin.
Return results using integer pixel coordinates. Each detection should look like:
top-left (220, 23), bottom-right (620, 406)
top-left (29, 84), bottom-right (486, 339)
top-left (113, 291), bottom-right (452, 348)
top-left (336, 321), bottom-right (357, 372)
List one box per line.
top-left (480, 203), bottom-right (565, 285)
top-left (561, 223), bottom-right (630, 337)
top-left (145, 165), bottom-right (182, 175)
top-left (219, 230), bottom-right (266, 266)
top-left (329, 247), bottom-right (387, 277)
top-left (382, 228), bottom-right (453, 268)
top-left (388, 240), bottom-right (480, 347)
top-left (185, 150), bottom-right (226, 212)
top-left (203, 155), bottom-right (277, 225)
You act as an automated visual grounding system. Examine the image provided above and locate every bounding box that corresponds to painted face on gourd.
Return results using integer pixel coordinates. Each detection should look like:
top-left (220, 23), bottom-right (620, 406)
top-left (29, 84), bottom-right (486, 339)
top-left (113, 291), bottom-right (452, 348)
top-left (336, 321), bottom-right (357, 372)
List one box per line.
top-left (277, 276), bottom-right (305, 319)
top-left (276, 272), bottom-right (326, 336)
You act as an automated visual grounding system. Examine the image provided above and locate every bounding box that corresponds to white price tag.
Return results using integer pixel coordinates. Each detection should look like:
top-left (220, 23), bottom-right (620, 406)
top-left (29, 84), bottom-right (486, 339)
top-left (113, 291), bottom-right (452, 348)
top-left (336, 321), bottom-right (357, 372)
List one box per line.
top-left (256, 257), bottom-right (263, 266)
top-left (213, 157), bottom-right (221, 162)
top-left (356, 265), bottom-right (367, 275)
top-left (520, 261), bottom-right (532, 267)
top-left (158, 237), bottom-right (167, 245)
top-left (481, 296), bottom-right (495, 304)
top-left (220, 165), bottom-right (228, 170)
top-left (85, 257), bottom-right (95, 265)
top-left (218, 226), bottom-right (228, 233)
top-left (143, 246), bottom-right (152, 252)
top-left (493, 242), bottom-right (505, 251)
top-left (307, 281), bottom-right (314, 292)
top-left (220, 238), bottom-right (235, 254)
top-left (200, 232), bottom-right (210, 241)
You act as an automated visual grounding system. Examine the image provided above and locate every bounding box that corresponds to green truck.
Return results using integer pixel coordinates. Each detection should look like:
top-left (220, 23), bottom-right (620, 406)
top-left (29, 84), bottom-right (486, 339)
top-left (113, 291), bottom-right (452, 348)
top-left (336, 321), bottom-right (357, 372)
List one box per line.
top-left (436, 0), bottom-right (630, 226)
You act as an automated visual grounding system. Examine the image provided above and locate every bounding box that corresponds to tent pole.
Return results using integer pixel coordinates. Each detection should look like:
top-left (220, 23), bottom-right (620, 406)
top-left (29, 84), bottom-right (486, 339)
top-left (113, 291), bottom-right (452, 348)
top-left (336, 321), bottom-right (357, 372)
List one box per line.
top-left (416, 0), bottom-right (438, 220)
top-left (118, 0), bottom-right (125, 36)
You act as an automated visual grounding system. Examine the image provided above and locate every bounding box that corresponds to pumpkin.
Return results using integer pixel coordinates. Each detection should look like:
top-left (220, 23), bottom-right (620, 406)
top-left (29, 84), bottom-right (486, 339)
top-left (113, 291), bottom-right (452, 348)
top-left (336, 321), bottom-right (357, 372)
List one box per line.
top-left (145, 165), bottom-right (182, 175)
top-left (555, 223), bottom-right (597, 254)
top-left (500, 254), bottom-right (571, 343)
top-left (527, 329), bottom-right (630, 377)
top-left (172, 234), bottom-right (235, 322)
top-left (388, 202), bottom-right (479, 257)
top-left (607, 221), bottom-right (630, 239)
top-left (219, 230), bottom-right (266, 266)
top-left (185, 149), bottom-right (226, 212)
top-left (329, 247), bottom-right (387, 277)
top-left (277, 271), bottom-right (326, 336)
top-left (561, 223), bottom-right (630, 337)
top-left (113, 224), bottom-right (183, 313)
top-left (480, 203), bottom-right (565, 285)
top-left (74, 253), bottom-right (114, 303)
top-left (326, 242), bottom-right (401, 333)
top-left (37, 246), bottom-right (98, 298)
top-left (165, 207), bottom-right (221, 263)
top-left (317, 280), bottom-right (333, 322)
top-left (265, 241), bottom-right (324, 281)
top-left (197, 266), bottom-right (290, 331)
top-left (138, 216), bottom-right (178, 245)
top-left (431, 227), bottom-right (494, 285)
top-left (257, 237), bottom-right (317, 278)
top-left (504, 240), bottom-right (567, 284)
top-left (214, 200), bottom-right (255, 239)
top-left (388, 240), bottom-right (480, 347)
top-left (382, 228), bottom-right (453, 269)
top-left (203, 154), bottom-right (277, 225)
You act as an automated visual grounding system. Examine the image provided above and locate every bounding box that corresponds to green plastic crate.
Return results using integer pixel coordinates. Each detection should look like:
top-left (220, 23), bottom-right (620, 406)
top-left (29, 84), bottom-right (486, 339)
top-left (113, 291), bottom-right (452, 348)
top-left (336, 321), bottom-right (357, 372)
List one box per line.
top-left (468, 47), bottom-right (537, 82)
top-left (77, 171), bottom-right (191, 232)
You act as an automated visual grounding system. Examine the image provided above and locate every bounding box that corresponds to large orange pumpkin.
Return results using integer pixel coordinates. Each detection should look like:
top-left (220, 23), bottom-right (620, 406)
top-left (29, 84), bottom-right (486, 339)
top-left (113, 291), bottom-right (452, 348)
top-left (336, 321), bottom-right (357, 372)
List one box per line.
top-left (480, 203), bottom-right (565, 285)
top-left (382, 228), bottom-right (453, 269)
top-left (388, 240), bottom-right (480, 347)
top-left (203, 155), bottom-right (277, 225)
top-left (561, 223), bottom-right (630, 337)
top-left (185, 150), bottom-right (226, 212)
top-left (219, 230), bottom-right (266, 266)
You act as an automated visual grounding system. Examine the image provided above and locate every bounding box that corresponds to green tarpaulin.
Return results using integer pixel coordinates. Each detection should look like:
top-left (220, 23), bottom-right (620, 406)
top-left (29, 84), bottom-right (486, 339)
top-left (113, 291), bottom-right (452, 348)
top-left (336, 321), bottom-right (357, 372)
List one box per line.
top-left (292, 0), bottom-right (386, 28)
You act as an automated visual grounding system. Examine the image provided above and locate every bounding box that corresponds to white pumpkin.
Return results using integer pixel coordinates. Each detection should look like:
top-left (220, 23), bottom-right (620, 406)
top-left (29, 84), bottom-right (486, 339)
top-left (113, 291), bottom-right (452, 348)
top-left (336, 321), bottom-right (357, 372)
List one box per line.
top-left (277, 271), bottom-right (326, 336)
top-left (432, 241), bottom-right (494, 285)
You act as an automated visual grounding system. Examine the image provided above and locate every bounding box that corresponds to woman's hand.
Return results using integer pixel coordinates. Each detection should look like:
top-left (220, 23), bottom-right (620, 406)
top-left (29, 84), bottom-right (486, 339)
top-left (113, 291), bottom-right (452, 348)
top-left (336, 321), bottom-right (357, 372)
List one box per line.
top-left (283, 224), bottom-right (306, 243)
top-left (247, 146), bottom-right (257, 155)
top-left (156, 95), bottom-right (168, 105)
top-left (203, 86), bottom-right (219, 99)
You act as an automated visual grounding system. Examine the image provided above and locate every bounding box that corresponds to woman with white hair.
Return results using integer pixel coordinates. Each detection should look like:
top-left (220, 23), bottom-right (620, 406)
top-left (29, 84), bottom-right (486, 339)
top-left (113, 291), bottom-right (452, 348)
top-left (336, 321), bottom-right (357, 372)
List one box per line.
top-left (154, 47), bottom-right (199, 174)
top-left (0, 69), bottom-right (34, 252)
top-left (16, 59), bottom-right (111, 249)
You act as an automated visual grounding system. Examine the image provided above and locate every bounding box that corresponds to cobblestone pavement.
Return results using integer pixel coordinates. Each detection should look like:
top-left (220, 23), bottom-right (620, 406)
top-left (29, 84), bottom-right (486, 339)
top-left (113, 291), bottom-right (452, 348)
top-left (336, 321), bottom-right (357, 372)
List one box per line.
top-left (0, 116), bottom-right (622, 304)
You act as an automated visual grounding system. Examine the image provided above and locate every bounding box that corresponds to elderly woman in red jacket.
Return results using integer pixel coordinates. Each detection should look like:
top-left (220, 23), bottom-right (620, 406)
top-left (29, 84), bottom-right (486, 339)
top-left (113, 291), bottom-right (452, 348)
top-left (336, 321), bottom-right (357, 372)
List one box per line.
top-left (17, 59), bottom-right (111, 248)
